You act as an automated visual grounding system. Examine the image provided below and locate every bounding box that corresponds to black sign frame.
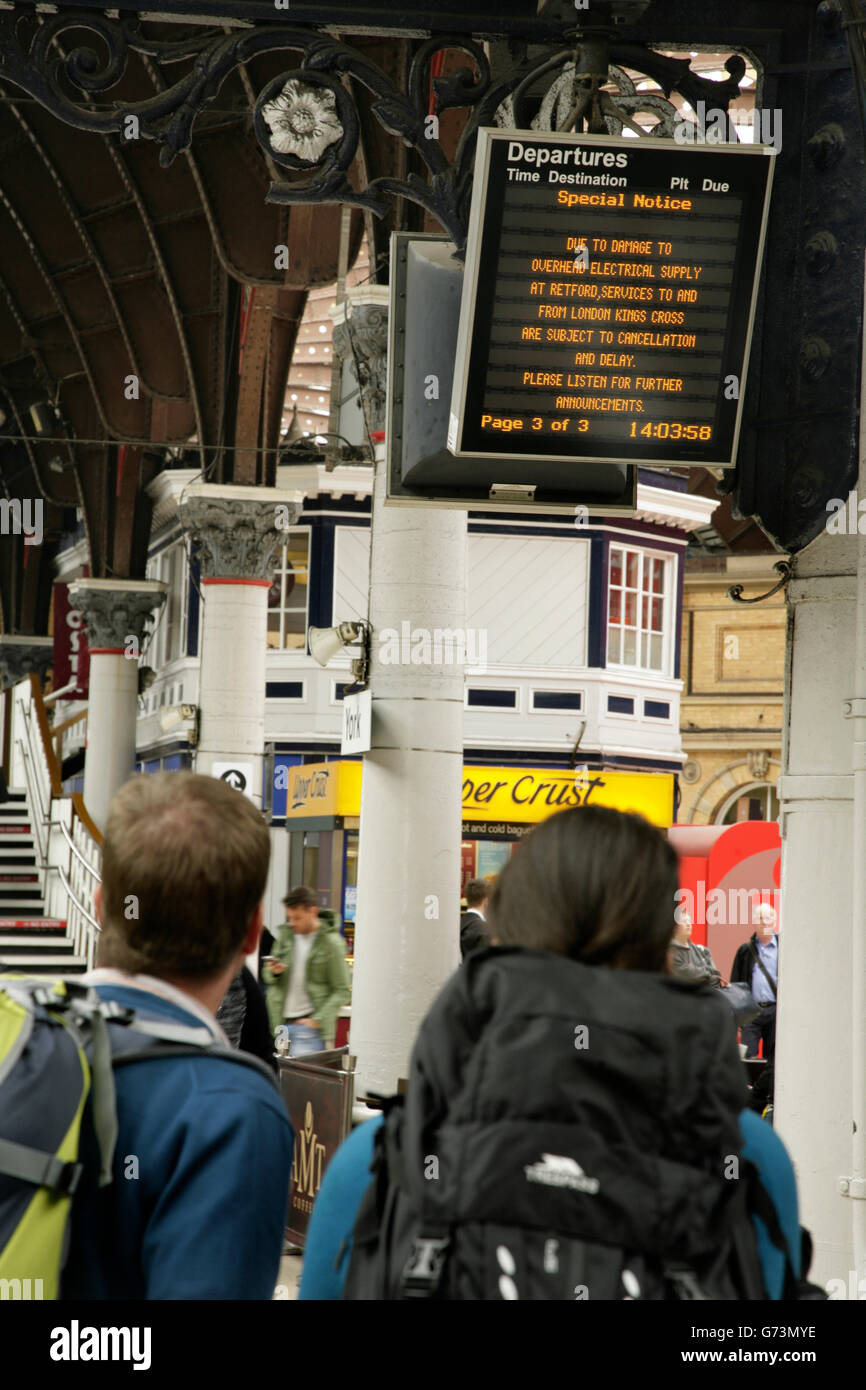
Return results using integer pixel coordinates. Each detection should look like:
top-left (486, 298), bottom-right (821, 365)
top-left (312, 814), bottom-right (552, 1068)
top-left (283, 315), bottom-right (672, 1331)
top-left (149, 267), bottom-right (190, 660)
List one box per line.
top-left (385, 231), bottom-right (638, 513)
top-left (448, 129), bottom-right (776, 471)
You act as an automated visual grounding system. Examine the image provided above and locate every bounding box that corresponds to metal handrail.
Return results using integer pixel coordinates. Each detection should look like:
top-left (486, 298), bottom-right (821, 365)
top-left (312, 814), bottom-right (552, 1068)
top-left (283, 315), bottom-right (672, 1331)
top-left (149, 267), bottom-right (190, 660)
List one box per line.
top-left (13, 732), bottom-right (49, 868)
top-left (11, 683), bottom-right (101, 965)
top-left (57, 812), bottom-right (102, 882)
top-left (56, 867), bottom-right (100, 935)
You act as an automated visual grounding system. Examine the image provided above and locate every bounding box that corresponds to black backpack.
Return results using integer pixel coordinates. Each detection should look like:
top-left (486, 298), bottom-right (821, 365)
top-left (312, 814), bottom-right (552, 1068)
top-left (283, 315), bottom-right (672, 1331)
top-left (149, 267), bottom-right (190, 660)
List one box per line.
top-left (343, 1099), bottom-right (824, 1300)
top-left (342, 950), bottom-right (821, 1302)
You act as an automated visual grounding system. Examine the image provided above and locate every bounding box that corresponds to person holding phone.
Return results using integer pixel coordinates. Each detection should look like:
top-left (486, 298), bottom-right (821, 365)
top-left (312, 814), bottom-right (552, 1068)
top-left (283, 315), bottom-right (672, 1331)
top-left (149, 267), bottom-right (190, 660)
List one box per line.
top-left (262, 887), bottom-right (350, 1055)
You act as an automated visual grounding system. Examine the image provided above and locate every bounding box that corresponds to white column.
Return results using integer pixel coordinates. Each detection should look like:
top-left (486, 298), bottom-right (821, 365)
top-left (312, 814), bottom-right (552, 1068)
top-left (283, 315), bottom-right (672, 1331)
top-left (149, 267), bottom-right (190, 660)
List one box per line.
top-left (196, 580), bottom-right (269, 801)
top-left (68, 580), bottom-right (167, 833)
top-left (179, 484), bottom-right (302, 809)
top-left (776, 537), bottom-right (861, 1293)
top-left (351, 445), bottom-right (466, 1096)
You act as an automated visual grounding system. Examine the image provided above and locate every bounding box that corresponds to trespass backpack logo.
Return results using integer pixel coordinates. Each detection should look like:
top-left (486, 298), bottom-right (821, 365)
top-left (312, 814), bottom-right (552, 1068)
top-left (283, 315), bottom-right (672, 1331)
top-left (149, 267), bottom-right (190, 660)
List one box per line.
top-left (0, 975), bottom-right (278, 1300)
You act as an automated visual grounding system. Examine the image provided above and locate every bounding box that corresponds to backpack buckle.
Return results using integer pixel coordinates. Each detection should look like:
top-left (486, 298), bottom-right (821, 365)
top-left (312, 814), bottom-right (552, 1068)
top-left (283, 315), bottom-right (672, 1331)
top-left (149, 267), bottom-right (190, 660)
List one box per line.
top-left (55, 1160), bottom-right (84, 1197)
top-left (33, 986), bottom-right (68, 1010)
top-left (401, 1232), bottom-right (451, 1298)
top-left (99, 1001), bottom-right (135, 1025)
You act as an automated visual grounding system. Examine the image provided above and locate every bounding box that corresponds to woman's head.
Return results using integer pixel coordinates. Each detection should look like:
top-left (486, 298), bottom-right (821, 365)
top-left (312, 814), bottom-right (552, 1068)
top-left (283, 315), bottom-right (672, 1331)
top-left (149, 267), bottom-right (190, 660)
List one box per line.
top-left (488, 805), bottom-right (679, 971)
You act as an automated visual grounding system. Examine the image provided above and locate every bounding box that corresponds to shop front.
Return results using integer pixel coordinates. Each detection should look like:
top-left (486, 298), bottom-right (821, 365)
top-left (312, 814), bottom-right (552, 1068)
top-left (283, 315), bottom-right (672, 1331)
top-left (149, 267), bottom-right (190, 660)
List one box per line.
top-left (460, 765), bottom-right (676, 892)
top-left (283, 760), bottom-right (362, 954)
top-left (285, 760), bottom-right (675, 923)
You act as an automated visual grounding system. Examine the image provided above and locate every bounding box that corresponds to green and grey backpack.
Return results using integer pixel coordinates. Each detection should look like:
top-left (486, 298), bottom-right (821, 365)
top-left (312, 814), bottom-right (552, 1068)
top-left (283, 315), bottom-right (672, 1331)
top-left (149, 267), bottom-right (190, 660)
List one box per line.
top-left (0, 974), bottom-right (278, 1300)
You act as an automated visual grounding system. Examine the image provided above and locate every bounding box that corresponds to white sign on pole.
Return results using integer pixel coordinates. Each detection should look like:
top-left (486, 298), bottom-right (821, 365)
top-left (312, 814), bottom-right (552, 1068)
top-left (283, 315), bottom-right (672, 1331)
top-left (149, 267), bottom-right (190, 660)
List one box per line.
top-left (341, 689), bottom-right (372, 755)
top-left (212, 761), bottom-right (256, 801)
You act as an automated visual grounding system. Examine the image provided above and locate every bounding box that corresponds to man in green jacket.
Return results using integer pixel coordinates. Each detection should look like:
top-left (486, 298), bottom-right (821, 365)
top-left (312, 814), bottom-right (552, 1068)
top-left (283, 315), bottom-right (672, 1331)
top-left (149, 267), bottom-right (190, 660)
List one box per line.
top-left (263, 886), bottom-right (350, 1054)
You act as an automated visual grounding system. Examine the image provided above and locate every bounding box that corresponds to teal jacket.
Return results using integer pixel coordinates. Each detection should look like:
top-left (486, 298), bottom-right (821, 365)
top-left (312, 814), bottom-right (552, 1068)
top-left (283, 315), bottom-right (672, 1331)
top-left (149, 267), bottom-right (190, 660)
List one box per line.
top-left (263, 909), bottom-right (350, 1047)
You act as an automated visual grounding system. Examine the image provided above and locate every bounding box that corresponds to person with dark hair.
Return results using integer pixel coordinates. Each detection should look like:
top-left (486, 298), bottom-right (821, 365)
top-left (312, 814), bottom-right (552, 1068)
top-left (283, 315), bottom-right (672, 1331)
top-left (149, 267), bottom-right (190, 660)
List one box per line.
top-left (299, 805), bottom-right (803, 1301)
top-left (262, 886), bottom-right (350, 1054)
top-left (217, 964), bottom-right (278, 1073)
top-left (459, 877), bottom-right (491, 959)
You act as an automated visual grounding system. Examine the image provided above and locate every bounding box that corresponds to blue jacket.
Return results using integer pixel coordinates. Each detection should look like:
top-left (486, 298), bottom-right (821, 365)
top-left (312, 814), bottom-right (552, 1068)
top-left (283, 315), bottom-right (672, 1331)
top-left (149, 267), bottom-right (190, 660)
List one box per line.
top-left (299, 1110), bottom-right (801, 1301)
top-left (62, 982), bottom-right (293, 1300)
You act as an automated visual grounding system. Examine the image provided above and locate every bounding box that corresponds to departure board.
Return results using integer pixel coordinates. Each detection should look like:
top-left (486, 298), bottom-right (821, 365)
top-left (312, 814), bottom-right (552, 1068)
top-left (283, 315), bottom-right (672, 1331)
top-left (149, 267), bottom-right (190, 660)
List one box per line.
top-left (448, 130), bottom-right (775, 470)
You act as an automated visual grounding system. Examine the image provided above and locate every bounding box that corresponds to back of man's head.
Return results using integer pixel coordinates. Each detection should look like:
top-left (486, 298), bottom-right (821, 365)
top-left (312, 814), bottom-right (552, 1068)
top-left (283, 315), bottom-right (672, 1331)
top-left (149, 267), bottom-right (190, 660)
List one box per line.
top-left (465, 878), bottom-right (490, 910)
top-left (99, 772), bottom-right (270, 980)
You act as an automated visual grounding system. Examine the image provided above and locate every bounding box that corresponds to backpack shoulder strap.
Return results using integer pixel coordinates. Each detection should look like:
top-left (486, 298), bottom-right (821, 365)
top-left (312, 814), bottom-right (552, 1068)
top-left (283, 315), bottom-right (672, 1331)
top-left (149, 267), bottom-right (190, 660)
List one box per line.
top-left (749, 942), bottom-right (778, 999)
top-left (111, 1040), bottom-right (280, 1090)
top-left (740, 1156), bottom-right (819, 1299)
top-left (342, 1098), bottom-right (407, 1300)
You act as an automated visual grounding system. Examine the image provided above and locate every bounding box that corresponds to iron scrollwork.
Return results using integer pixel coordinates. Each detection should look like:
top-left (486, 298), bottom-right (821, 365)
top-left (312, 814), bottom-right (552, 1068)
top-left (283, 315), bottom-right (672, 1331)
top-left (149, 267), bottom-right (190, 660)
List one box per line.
top-left (0, 10), bottom-right (749, 247)
top-left (727, 561), bottom-right (793, 605)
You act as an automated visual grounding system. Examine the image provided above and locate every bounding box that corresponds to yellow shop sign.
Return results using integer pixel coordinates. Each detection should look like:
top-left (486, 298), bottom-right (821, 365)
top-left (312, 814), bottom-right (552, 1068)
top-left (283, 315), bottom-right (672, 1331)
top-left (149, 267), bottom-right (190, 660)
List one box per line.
top-left (285, 761), bottom-right (362, 819)
top-left (461, 766), bottom-right (674, 828)
top-left (285, 759), bottom-right (673, 828)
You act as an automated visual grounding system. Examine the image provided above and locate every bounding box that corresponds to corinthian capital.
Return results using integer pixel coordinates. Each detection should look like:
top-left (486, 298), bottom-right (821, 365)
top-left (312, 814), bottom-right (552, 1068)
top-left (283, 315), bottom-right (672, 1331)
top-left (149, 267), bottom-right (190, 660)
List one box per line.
top-left (0, 635), bottom-right (54, 690)
top-left (69, 580), bottom-right (166, 651)
top-left (179, 484), bottom-right (303, 581)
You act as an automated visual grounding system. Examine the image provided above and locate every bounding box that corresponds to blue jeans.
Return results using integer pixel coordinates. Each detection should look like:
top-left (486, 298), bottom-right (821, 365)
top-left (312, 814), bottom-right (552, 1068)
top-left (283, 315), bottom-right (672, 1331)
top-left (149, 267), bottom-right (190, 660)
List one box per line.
top-left (285, 1022), bottom-right (325, 1057)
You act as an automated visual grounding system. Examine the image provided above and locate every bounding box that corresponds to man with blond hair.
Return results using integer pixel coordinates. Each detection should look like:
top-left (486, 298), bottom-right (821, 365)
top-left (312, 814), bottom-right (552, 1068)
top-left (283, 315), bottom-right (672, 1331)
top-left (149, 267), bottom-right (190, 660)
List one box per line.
top-left (731, 900), bottom-right (779, 1062)
top-left (61, 772), bottom-right (293, 1300)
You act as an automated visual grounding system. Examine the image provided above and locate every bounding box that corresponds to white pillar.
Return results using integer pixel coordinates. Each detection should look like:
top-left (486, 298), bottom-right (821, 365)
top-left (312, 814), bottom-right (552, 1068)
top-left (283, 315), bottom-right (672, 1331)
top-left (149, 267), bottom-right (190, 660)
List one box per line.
top-left (196, 581), bottom-right (269, 801)
top-left (776, 535), bottom-right (860, 1292)
top-left (350, 445), bottom-right (467, 1096)
top-left (68, 580), bottom-right (167, 833)
top-left (179, 484), bottom-right (302, 808)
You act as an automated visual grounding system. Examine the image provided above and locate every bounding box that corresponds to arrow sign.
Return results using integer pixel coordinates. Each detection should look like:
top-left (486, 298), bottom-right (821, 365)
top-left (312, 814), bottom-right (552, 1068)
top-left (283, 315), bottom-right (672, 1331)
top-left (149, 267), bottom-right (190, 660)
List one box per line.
top-left (211, 761), bottom-right (256, 802)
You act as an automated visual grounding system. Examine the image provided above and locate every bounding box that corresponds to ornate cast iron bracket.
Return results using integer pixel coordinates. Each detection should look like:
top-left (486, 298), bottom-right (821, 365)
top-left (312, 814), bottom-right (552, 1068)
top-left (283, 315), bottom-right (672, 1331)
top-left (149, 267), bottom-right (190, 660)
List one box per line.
top-left (727, 561), bottom-right (793, 605)
top-left (0, 10), bottom-right (748, 250)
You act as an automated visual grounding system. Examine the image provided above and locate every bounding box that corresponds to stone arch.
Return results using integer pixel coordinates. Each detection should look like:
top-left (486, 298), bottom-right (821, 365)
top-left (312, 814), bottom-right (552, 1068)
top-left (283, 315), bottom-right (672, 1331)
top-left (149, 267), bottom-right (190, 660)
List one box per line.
top-left (687, 756), bottom-right (782, 824)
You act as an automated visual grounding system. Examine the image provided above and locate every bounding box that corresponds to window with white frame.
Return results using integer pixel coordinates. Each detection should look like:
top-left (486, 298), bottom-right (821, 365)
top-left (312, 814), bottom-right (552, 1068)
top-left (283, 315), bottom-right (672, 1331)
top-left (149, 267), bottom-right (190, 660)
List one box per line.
top-left (607, 545), bottom-right (669, 674)
top-left (267, 528), bottom-right (310, 650)
top-left (145, 540), bottom-right (188, 670)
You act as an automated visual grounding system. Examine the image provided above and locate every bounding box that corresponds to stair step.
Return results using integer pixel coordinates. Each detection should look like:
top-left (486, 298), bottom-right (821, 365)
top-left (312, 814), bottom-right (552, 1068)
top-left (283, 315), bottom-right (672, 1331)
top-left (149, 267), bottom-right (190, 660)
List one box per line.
top-left (0, 934), bottom-right (67, 945)
top-left (0, 898), bottom-right (47, 910)
top-left (0, 792), bottom-right (26, 802)
top-left (0, 936), bottom-right (76, 952)
top-left (0, 873), bottom-right (39, 883)
top-left (0, 843), bottom-right (36, 855)
top-left (0, 918), bottom-right (67, 931)
top-left (0, 956), bottom-right (87, 972)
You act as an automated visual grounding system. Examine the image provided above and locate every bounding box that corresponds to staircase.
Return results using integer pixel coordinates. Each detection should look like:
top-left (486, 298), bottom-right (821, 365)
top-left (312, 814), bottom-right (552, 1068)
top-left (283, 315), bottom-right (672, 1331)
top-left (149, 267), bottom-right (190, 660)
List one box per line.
top-left (0, 788), bottom-right (87, 976)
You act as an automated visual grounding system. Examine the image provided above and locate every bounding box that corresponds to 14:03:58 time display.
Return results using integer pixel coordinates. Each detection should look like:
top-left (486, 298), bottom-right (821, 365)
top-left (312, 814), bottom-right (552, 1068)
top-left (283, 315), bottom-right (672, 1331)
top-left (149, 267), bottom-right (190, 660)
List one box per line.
top-left (628, 421), bottom-right (713, 440)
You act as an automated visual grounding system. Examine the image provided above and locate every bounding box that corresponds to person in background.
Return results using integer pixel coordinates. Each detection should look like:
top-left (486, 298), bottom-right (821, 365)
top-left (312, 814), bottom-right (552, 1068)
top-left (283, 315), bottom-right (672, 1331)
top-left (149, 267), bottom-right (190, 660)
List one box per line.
top-left (459, 878), bottom-right (491, 960)
top-left (262, 886), bottom-right (350, 1055)
top-left (732, 901), bottom-right (779, 1062)
top-left (217, 964), bottom-right (278, 1073)
top-left (668, 911), bottom-right (722, 987)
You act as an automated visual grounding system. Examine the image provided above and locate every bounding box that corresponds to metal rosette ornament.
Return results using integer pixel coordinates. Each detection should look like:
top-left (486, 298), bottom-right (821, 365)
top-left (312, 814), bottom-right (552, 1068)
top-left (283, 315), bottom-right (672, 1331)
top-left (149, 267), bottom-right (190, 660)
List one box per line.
top-left (253, 69), bottom-right (361, 209)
